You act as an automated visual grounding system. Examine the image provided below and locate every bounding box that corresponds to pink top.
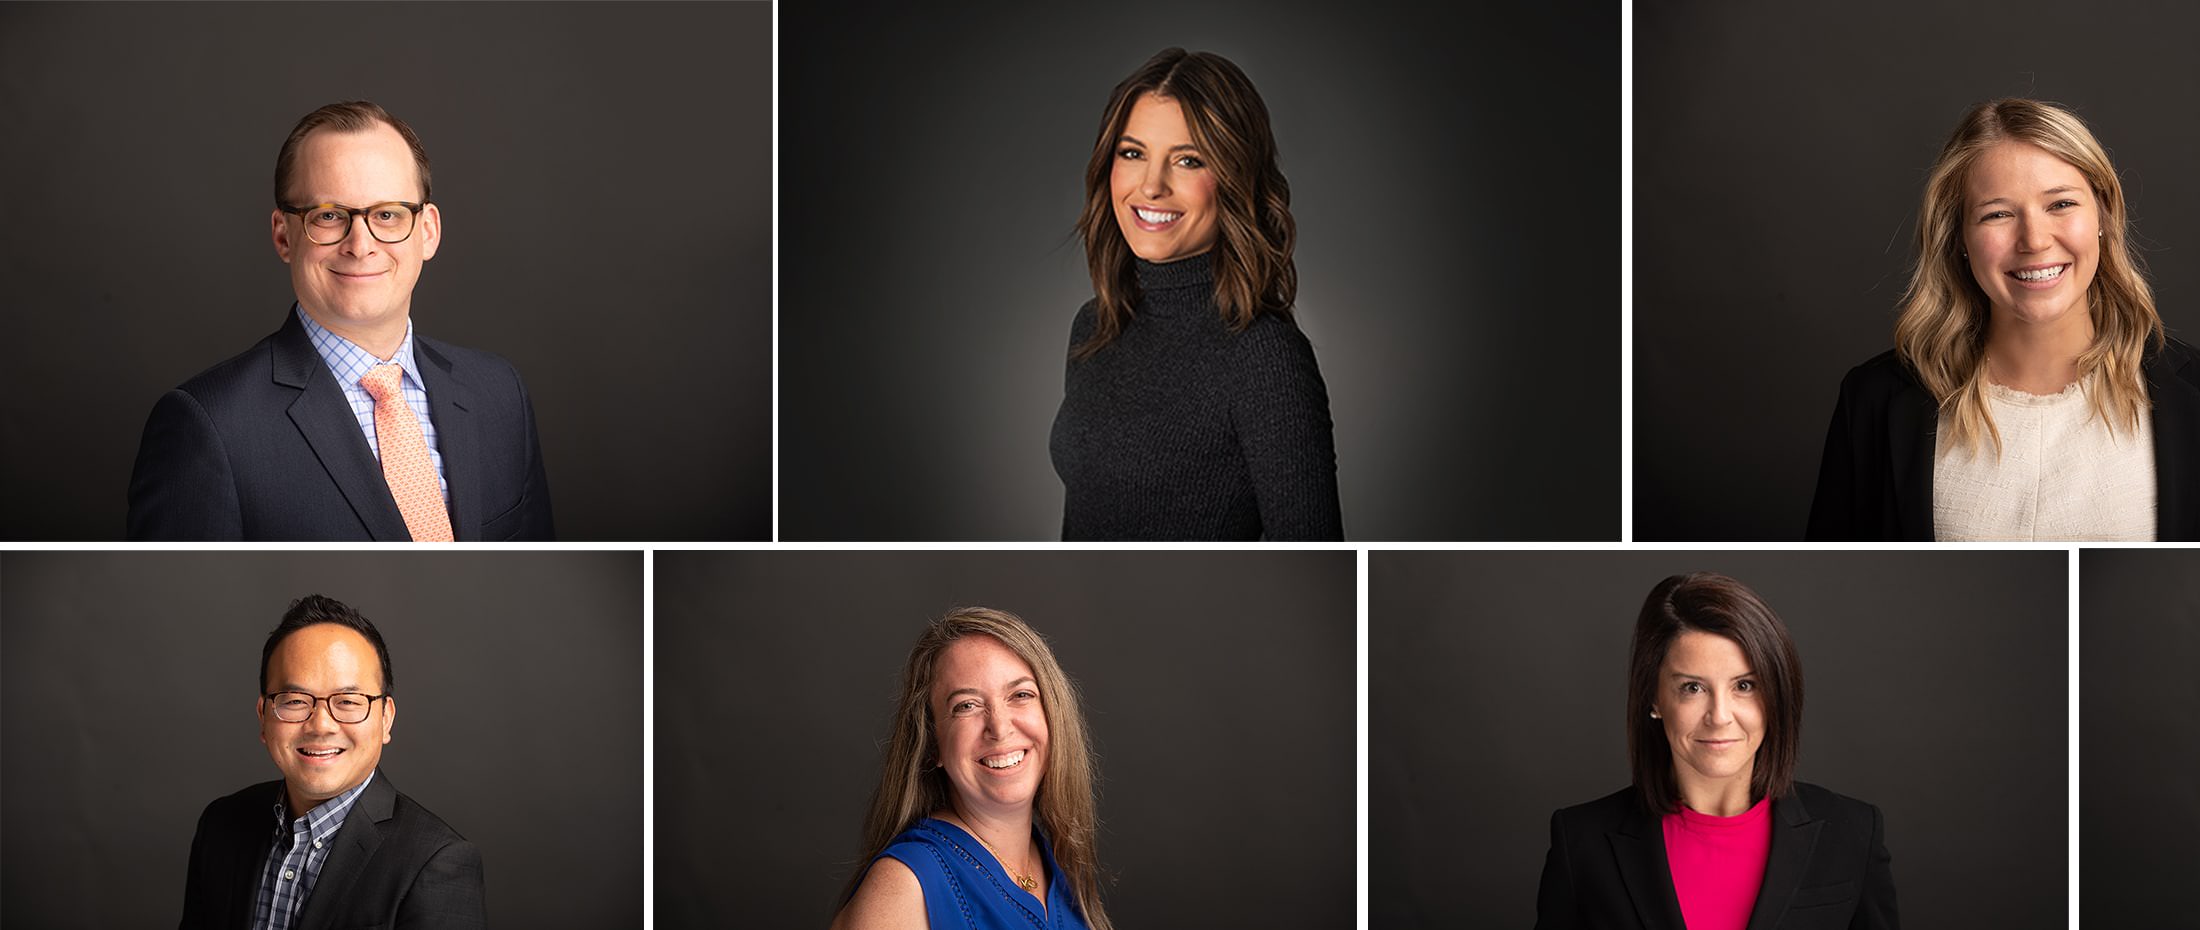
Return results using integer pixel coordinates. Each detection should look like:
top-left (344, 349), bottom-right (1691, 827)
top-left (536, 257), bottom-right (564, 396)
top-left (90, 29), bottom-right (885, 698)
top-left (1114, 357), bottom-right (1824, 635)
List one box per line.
top-left (1661, 796), bottom-right (1773, 930)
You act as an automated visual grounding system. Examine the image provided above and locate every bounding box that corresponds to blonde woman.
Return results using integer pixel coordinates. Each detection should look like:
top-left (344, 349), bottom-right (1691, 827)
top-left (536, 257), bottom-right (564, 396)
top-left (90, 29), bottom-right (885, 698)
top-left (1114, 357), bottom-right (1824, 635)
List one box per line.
top-left (1808, 98), bottom-right (2200, 541)
top-left (832, 608), bottom-right (1111, 930)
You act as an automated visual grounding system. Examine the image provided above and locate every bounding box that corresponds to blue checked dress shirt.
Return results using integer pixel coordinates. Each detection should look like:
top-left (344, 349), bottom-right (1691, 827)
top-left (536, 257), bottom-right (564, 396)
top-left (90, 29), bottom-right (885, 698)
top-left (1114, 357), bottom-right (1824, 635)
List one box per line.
top-left (252, 771), bottom-right (376, 930)
top-left (297, 305), bottom-right (449, 500)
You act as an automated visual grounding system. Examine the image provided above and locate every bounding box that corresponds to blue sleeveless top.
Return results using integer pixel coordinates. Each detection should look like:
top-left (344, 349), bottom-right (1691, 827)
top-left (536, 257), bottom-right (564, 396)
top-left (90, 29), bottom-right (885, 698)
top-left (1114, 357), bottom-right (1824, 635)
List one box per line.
top-left (876, 817), bottom-right (1091, 930)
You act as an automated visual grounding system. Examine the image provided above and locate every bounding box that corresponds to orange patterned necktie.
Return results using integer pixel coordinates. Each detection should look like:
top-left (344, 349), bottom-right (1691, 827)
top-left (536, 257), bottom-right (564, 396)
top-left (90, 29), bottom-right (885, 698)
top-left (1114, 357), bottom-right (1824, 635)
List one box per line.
top-left (360, 364), bottom-right (455, 542)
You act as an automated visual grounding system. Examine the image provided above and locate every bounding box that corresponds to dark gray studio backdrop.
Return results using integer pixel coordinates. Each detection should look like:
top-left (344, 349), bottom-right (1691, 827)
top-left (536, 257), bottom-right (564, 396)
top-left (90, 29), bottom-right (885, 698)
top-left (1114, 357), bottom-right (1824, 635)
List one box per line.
top-left (2079, 549), bottom-right (2200, 926)
top-left (0, 551), bottom-right (642, 928)
top-left (1371, 550), bottom-right (2068, 928)
top-left (1635, 2), bottom-right (2200, 539)
top-left (778, 1), bottom-right (1619, 541)
top-left (0, 2), bottom-right (770, 541)
top-left (655, 550), bottom-right (1356, 928)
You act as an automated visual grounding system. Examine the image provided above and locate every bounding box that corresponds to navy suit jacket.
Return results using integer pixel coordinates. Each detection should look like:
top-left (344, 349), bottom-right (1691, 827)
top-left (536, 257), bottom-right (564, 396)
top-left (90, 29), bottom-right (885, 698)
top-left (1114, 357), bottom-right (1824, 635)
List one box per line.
top-left (179, 772), bottom-right (485, 930)
top-left (1535, 784), bottom-right (1898, 930)
top-left (128, 311), bottom-right (553, 541)
top-left (1805, 337), bottom-right (2200, 541)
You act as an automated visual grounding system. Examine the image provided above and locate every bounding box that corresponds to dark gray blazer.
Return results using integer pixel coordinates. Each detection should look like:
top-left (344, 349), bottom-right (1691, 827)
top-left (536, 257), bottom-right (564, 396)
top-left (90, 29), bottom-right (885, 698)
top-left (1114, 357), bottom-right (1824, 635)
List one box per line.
top-left (127, 310), bottom-right (553, 541)
top-left (1535, 783), bottom-right (1897, 930)
top-left (178, 771), bottom-right (484, 930)
top-left (1805, 337), bottom-right (2200, 541)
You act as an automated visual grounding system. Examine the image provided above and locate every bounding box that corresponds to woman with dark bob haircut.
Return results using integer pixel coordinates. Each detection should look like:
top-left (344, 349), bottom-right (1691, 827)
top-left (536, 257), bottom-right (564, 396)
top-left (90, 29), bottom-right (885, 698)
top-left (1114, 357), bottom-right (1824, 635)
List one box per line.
top-left (1809, 98), bottom-right (2200, 541)
top-left (1049, 47), bottom-right (1343, 540)
top-left (1535, 573), bottom-right (1897, 929)
top-left (832, 608), bottom-right (1112, 930)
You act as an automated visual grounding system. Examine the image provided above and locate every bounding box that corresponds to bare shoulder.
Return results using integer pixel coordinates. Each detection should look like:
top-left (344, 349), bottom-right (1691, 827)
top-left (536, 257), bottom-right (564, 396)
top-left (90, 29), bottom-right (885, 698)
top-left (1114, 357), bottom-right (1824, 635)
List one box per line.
top-left (830, 856), bottom-right (927, 930)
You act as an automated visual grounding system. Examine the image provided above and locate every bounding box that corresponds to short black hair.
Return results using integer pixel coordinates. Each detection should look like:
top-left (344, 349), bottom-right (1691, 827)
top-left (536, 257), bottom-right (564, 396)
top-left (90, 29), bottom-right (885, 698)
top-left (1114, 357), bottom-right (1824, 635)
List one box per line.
top-left (260, 595), bottom-right (395, 696)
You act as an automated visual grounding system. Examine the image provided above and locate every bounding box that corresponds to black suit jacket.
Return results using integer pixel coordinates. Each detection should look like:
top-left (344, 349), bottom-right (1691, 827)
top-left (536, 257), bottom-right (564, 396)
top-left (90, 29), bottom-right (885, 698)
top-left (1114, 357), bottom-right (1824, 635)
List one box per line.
top-left (1535, 784), bottom-right (1897, 930)
top-left (1805, 337), bottom-right (2200, 541)
top-left (179, 772), bottom-right (484, 930)
top-left (128, 310), bottom-right (553, 541)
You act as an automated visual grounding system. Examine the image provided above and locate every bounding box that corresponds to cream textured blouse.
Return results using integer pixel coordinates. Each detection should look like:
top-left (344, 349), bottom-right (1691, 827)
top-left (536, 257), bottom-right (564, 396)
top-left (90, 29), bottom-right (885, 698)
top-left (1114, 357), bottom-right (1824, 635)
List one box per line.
top-left (1933, 378), bottom-right (2156, 541)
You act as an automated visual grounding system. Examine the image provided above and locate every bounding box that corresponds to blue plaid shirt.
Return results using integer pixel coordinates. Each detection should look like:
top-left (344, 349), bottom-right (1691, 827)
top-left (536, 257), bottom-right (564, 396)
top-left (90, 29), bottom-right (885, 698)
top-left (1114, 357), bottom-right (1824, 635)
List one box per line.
top-left (297, 306), bottom-right (449, 500)
top-left (253, 771), bottom-right (376, 930)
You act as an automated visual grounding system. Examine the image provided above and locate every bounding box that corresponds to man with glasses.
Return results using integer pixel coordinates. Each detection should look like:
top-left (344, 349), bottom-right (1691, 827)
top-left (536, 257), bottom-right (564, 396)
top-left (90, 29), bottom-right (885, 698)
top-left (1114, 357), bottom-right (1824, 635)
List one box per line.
top-left (128, 101), bottom-right (552, 540)
top-left (180, 595), bottom-right (484, 929)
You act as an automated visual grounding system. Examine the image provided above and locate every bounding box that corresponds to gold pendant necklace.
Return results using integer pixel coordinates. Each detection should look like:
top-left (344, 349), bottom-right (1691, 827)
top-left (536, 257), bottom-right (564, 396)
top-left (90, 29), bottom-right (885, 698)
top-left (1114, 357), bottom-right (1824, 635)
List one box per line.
top-left (963, 823), bottom-right (1039, 892)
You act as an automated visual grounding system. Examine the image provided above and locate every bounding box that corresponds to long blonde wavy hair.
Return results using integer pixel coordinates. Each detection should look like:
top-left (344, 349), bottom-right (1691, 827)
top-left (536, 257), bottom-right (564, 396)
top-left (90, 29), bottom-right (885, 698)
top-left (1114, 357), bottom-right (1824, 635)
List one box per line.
top-left (843, 607), bottom-right (1112, 930)
top-left (1894, 98), bottom-right (2163, 457)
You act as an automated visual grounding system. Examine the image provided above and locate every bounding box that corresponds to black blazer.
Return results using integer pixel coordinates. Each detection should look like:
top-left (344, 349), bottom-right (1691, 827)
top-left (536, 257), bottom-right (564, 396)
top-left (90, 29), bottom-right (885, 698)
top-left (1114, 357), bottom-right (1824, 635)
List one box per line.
top-left (1805, 337), bottom-right (2200, 541)
top-left (128, 310), bottom-right (554, 541)
top-left (1535, 784), bottom-right (1896, 930)
top-left (179, 772), bottom-right (484, 930)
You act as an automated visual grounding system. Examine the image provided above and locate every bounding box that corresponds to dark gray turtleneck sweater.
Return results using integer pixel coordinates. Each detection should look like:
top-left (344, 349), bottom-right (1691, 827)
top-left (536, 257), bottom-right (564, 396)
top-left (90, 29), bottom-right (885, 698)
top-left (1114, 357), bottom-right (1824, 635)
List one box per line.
top-left (1049, 253), bottom-right (1343, 540)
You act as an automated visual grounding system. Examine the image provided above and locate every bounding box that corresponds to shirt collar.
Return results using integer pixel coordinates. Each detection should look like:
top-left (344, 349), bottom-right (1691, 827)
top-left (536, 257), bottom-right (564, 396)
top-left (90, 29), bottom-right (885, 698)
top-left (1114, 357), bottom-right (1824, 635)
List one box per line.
top-left (295, 304), bottom-right (424, 394)
top-left (271, 768), bottom-right (377, 844)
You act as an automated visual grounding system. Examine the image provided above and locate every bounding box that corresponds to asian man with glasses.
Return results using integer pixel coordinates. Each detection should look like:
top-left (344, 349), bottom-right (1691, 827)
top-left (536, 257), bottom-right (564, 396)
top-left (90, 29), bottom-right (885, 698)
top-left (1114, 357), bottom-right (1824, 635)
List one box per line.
top-left (179, 594), bottom-right (484, 929)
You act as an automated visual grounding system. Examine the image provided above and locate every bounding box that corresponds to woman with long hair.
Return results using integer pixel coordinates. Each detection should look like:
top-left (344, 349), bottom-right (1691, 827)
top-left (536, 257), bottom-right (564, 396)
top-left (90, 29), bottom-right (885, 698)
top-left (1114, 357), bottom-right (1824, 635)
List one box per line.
top-left (1050, 47), bottom-right (1343, 540)
top-left (832, 608), bottom-right (1111, 930)
top-left (1808, 98), bottom-right (2200, 540)
top-left (1535, 573), bottom-right (1896, 928)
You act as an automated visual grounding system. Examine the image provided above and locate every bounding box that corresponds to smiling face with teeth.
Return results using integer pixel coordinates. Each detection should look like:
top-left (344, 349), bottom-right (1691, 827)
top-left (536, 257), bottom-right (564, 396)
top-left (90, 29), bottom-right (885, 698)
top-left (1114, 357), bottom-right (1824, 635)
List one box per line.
top-left (258, 623), bottom-right (395, 817)
top-left (1109, 93), bottom-right (1221, 264)
top-left (1962, 141), bottom-right (2100, 332)
top-left (930, 635), bottom-right (1050, 818)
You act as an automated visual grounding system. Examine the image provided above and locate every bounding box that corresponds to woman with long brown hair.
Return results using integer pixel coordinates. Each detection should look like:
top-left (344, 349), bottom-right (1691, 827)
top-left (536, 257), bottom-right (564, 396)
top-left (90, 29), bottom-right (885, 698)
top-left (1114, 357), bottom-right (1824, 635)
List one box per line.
top-left (1808, 98), bottom-right (2200, 540)
top-left (1049, 47), bottom-right (1343, 540)
top-left (832, 608), bottom-right (1111, 930)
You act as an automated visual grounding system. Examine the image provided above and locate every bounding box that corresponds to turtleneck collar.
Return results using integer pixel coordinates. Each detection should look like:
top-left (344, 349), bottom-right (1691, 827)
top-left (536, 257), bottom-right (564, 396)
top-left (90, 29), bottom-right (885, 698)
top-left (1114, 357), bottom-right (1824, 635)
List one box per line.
top-left (1132, 250), bottom-right (1216, 293)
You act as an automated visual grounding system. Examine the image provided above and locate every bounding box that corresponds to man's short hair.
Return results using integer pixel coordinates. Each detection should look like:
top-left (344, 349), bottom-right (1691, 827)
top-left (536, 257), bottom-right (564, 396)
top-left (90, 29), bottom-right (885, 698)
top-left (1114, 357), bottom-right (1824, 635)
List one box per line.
top-left (273, 101), bottom-right (434, 206)
top-left (260, 594), bottom-right (396, 696)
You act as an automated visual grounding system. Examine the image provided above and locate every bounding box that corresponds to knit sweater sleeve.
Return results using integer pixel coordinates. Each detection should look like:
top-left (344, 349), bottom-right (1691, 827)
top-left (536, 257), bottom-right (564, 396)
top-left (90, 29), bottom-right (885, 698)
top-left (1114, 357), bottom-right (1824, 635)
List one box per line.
top-left (1057, 301), bottom-right (1099, 540)
top-left (1229, 316), bottom-right (1344, 540)
top-left (1063, 300), bottom-right (1098, 387)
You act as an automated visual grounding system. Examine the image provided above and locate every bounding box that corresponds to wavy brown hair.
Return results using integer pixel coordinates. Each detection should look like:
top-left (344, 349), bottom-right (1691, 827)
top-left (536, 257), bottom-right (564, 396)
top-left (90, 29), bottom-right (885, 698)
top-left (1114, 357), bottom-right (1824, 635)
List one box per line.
top-left (842, 608), bottom-right (1112, 929)
top-left (1074, 47), bottom-right (1296, 359)
top-left (1894, 98), bottom-right (2163, 457)
top-left (1627, 573), bottom-right (1805, 817)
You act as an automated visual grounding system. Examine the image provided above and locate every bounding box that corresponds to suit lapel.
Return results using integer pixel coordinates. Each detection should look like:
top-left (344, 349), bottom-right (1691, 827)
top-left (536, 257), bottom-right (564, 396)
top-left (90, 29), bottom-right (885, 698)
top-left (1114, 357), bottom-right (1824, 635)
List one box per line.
top-left (293, 772), bottom-right (396, 930)
top-left (1607, 802), bottom-right (1686, 930)
top-left (1886, 377), bottom-right (1936, 540)
top-left (1743, 792), bottom-right (1822, 930)
top-left (2146, 347), bottom-right (2199, 540)
top-left (413, 338), bottom-right (482, 541)
top-left (227, 786), bottom-right (282, 926)
top-left (272, 313), bottom-right (411, 540)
